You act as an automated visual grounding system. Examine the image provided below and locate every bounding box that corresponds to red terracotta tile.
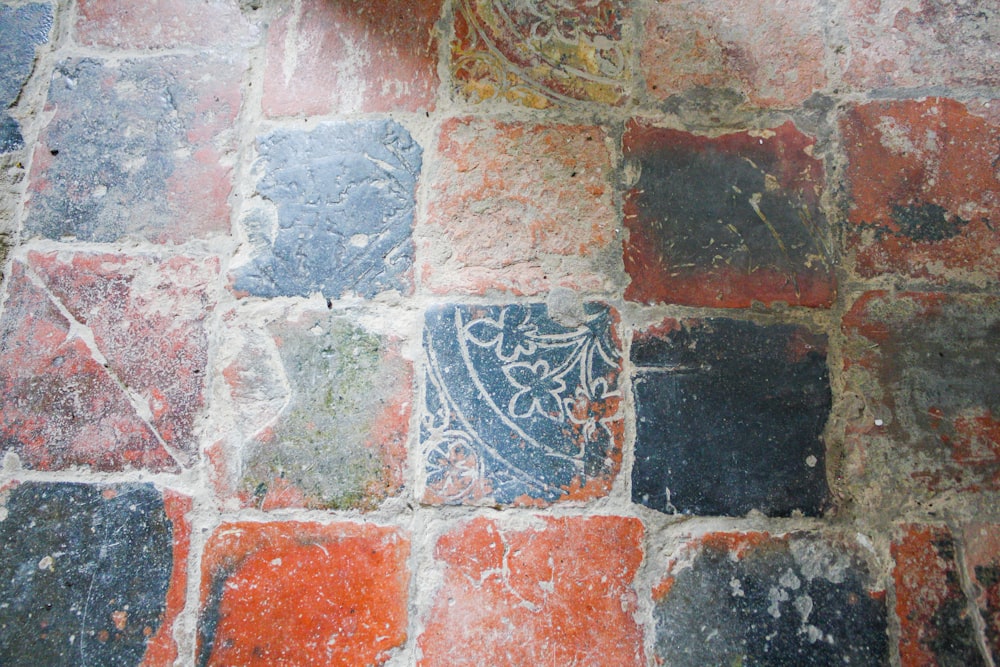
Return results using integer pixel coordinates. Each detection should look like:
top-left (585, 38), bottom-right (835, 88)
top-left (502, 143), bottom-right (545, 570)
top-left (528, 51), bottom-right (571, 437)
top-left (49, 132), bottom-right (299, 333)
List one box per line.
top-left (623, 120), bottom-right (834, 308)
top-left (641, 0), bottom-right (827, 108)
top-left (450, 0), bottom-right (631, 108)
top-left (198, 521), bottom-right (409, 667)
top-left (892, 525), bottom-right (985, 666)
top-left (0, 251), bottom-right (216, 472)
top-left (418, 516), bottom-right (645, 666)
top-left (841, 99), bottom-right (1000, 284)
top-left (76, 0), bottom-right (254, 49)
top-left (841, 291), bottom-right (1000, 496)
top-left (263, 0), bottom-right (440, 116)
top-left (418, 118), bottom-right (617, 295)
top-left (840, 0), bottom-right (1000, 90)
top-left (141, 490), bottom-right (191, 667)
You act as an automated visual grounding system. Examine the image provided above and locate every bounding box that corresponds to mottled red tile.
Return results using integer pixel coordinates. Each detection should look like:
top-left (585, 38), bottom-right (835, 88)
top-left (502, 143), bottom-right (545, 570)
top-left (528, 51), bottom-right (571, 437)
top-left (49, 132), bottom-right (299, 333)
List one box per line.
top-left (840, 0), bottom-right (1000, 90)
top-left (263, 0), bottom-right (440, 116)
top-left (623, 120), bottom-right (834, 308)
top-left (0, 251), bottom-right (216, 472)
top-left (76, 0), bottom-right (254, 49)
top-left (198, 521), bottom-right (409, 667)
top-left (841, 291), bottom-right (1000, 497)
top-left (841, 99), bottom-right (1000, 284)
top-left (641, 0), bottom-right (827, 108)
top-left (418, 516), bottom-right (645, 666)
top-left (450, 0), bottom-right (631, 108)
top-left (893, 525), bottom-right (986, 666)
top-left (418, 118), bottom-right (617, 295)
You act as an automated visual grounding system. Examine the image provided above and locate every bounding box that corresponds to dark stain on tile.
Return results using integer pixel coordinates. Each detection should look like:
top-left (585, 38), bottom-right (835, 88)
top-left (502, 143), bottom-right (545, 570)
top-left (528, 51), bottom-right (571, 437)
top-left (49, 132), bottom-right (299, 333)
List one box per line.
top-left (0, 3), bottom-right (52, 152)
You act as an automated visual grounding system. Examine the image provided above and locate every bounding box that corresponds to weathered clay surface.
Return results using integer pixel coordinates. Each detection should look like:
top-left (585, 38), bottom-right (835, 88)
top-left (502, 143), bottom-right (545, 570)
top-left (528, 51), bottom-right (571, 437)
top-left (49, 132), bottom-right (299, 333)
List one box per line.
top-left (623, 120), bottom-right (834, 308)
top-left (226, 308), bottom-right (410, 510)
top-left (231, 120), bottom-right (421, 299)
top-left (963, 524), bottom-right (1000, 662)
top-left (419, 118), bottom-right (617, 295)
top-left (198, 521), bottom-right (409, 667)
top-left (632, 318), bottom-right (831, 516)
top-left (841, 99), bottom-right (1000, 285)
top-left (0, 482), bottom-right (189, 666)
top-left (653, 532), bottom-right (889, 666)
top-left (418, 516), bottom-right (645, 666)
top-left (641, 0), bottom-right (827, 109)
top-left (263, 0), bottom-right (439, 116)
top-left (25, 56), bottom-right (244, 243)
top-left (0, 251), bottom-right (216, 471)
top-left (841, 292), bottom-right (1000, 499)
top-left (450, 0), bottom-right (631, 108)
top-left (75, 0), bottom-right (253, 49)
top-left (0, 3), bottom-right (52, 153)
top-left (421, 302), bottom-right (623, 505)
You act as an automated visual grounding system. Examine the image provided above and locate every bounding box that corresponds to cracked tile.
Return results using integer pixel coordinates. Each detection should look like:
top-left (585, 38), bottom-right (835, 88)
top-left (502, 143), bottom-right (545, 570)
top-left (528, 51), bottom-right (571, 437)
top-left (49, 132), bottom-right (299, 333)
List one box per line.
top-left (0, 251), bottom-right (216, 472)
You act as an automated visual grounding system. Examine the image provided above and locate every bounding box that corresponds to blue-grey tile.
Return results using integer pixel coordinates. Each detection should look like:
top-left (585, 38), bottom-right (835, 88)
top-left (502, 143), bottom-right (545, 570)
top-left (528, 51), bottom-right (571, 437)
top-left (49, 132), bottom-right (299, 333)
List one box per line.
top-left (632, 318), bottom-right (831, 517)
top-left (0, 482), bottom-right (174, 666)
top-left (0, 2), bottom-right (52, 152)
top-left (421, 302), bottom-right (624, 505)
top-left (231, 120), bottom-right (421, 299)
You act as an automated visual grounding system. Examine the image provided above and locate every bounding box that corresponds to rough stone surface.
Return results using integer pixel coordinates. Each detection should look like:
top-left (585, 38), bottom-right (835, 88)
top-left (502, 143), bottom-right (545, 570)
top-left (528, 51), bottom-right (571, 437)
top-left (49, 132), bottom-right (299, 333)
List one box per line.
top-left (839, 0), bottom-right (1000, 90)
top-left (75, 0), bottom-right (253, 49)
top-left (421, 302), bottom-right (624, 506)
top-left (892, 525), bottom-right (987, 666)
top-left (841, 292), bottom-right (1000, 499)
top-left (450, 0), bottom-right (631, 108)
top-left (198, 521), bottom-right (409, 667)
top-left (632, 318), bottom-right (831, 517)
top-left (263, 0), bottom-right (439, 116)
top-left (0, 3), bottom-right (52, 153)
top-left (418, 516), bottom-right (645, 666)
top-left (0, 251), bottom-right (216, 472)
top-left (841, 99), bottom-right (1000, 285)
top-left (419, 118), bottom-right (617, 295)
top-left (231, 120), bottom-right (421, 299)
top-left (963, 524), bottom-right (1000, 662)
top-left (641, 0), bottom-right (827, 109)
top-left (0, 482), bottom-right (188, 667)
top-left (654, 531), bottom-right (889, 666)
top-left (224, 308), bottom-right (411, 510)
top-left (623, 120), bottom-right (834, 308)
top-left (25, 55), bottom-right (244, 243)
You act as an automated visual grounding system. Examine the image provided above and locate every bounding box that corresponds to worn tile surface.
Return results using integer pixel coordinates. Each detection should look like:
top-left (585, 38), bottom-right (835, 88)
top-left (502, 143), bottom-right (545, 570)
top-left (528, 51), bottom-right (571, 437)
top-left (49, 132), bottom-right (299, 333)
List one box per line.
top-left (421, 302), bottom-right (623, 505)
top-left (419, 118), bottom-right (617, 295)
top-left (227, 309), bottom-right (410, 510)
top-left (198, 521), bottom-right (409, 667)
top-left (450, 0), bottom-right (631, 108)
top-left (418, 516), bottom-right (645, 666)
top-left (632, 318), bottom-right (830, 517)
top-left (653, 532), bottom-right (889, 666)
top-left (0, 3), bottom-right (52, 152)
top-left (842, 292), bottom-right (1000, 497)
top-left (25, 55), bottom-right (243, 243)
top-left (75, 0), bottom-right (253, 49)
top-left (893, 525), bottom-right (986, 666)
top-left (263, 0), bottom-right (439, 116)
top-left (623, 120), bottom-right (834, 308)
top-left (231, 120), bottom-right (420, 299)
top-left (0, 251), bottom-right (216, 472)
top-left (0, 482), bottom-right (187, 667)
top-left (964, 524), bottom-right (1000, 662)
top-left (641, 0), bottom-right (827, 109)
top-left (840, 0), bottom-right (1000, 89)
top-left (841, 99), bottom-right (1000, 284)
